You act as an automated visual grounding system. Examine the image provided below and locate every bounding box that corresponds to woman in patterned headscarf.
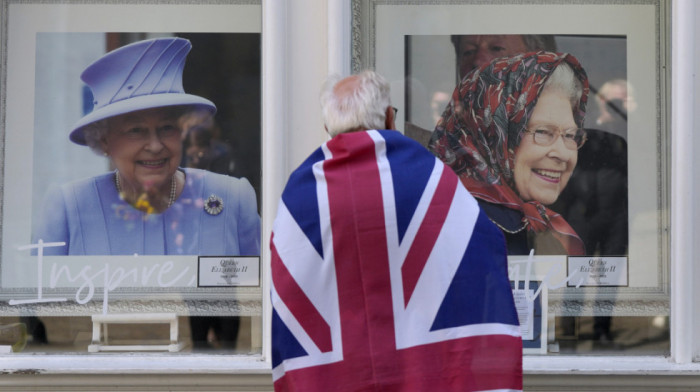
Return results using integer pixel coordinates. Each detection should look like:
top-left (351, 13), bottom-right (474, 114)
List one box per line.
top-left (429, 51), bottom-right (589, 255)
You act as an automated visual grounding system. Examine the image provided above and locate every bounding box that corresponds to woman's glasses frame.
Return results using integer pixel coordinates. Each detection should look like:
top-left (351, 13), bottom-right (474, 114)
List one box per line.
top-left (522, 126), bottom-right (587, 150)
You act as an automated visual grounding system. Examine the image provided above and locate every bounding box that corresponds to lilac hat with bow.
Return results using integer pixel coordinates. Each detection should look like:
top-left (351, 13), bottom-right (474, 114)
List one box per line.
top-left (69, 37), bottom-right (216, 145)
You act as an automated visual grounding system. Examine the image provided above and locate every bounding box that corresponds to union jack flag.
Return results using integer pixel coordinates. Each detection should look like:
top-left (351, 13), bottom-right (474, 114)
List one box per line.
top-left (271, 130), bottom-right (522, 391)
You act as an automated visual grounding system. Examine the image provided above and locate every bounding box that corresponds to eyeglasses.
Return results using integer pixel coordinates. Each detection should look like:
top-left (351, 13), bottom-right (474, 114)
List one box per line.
top-left (392, 106), bottom-right (398, 116)
top-left (523, 126), bottom-right (587, 150)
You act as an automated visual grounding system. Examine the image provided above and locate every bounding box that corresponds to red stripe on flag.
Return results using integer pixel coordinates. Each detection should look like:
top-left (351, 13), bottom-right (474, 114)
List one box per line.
top-left (274, 333), bottom-right (522, 392)
top-left (401, 168), bottom-right (459, 306)
top-left (271, 236), bottom-right (333, 353)
top-left (324, 132), bottom-right (397, 375)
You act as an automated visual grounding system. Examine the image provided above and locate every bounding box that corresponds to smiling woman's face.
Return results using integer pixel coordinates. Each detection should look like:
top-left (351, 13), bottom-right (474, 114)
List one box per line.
top-left (513, 88), bottom-right (578, 205)
top-left (102, 107), bottom-right (184, 195)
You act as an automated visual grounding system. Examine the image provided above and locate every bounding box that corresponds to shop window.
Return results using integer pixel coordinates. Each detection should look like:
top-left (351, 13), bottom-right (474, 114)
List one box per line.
top-left (354, 0), bottom-right (670, 357)
top-left (1, 4), bottom-right (263, 357)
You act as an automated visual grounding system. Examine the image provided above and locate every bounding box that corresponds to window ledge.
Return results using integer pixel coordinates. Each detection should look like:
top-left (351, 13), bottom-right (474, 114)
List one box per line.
top-left (524, 356), bottom-right (700, 392)
top-left (1, 355), bottom-right (700, 392)
top-left (525, 355), bottom-right (700, 375)
top-left (0, 353), bottom-right (271, 374)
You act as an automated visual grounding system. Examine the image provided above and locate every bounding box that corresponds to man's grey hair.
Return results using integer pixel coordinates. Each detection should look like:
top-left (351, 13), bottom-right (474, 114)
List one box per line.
top-left (320, 70), bottom-right (391, 137)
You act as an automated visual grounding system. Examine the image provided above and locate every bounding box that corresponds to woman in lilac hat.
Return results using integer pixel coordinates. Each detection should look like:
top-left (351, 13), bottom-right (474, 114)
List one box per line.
top-left (33, 37), bottom-right (260, 256)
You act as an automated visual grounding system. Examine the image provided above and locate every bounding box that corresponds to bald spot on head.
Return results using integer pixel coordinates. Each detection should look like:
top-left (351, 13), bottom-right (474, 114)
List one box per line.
top-left (320, 70), bottom-right (392, 136)
top-left (333, 75), bottom-right (360, 102)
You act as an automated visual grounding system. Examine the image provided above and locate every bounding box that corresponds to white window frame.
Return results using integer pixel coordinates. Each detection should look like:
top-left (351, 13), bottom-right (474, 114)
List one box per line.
top-left (0, 0), bottom-right (283, 389)
top-left (671, 0), bottom-right (697, 365)
top-left (0, 1), bottom-right (699, 391)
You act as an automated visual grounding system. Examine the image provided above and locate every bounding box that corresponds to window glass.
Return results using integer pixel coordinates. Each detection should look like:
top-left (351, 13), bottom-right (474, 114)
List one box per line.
top-left (2, 3), bottom-right (263, 356)
top-left (404, 32), bottom-right (669, 356)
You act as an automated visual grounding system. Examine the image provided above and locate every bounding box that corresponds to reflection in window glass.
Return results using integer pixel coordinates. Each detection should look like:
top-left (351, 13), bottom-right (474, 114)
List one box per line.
top-left (405, 34), bottom-right (669, 356)
top-left (3, 30), bottom-right (262, 355)
top-left (555, 316), bottom-right (669, 355)
top-left (2, 316), bottom-right (261, 354)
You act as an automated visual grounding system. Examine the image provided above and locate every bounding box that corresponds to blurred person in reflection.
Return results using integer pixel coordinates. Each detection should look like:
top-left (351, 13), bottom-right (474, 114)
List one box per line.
top-left (430, 91), bottom-right (451, 124)
top-left (178, 105), bottom-right (245, 350)
top-left (563, 78), bottom-right (632, 343)
top-left (451, 34), bottom-right (557, 81)
top-left (181, 110), bottom-right (237, 176)
top-left (33, 37), bottom-right (260, 256)
top-left (430, 52), bottom-right (589, 255)
top-left (554, 78), bottom-right (630, 258)
top-left (594, 78), bottom-right (635, 140)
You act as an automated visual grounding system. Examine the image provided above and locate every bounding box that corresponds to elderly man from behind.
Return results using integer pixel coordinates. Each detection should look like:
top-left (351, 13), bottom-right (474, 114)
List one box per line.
top-left (270, 70), bottom-right (522, 392)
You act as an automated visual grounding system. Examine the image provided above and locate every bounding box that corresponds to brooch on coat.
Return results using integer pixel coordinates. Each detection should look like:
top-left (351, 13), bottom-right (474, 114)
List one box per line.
top-left (204, 194), bottom-right (224, 215)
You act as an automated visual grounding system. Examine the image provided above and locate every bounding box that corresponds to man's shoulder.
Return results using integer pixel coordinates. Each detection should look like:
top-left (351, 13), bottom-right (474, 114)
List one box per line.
top-left (286, 129), bottom-right (444, 196)
top-left (372, 129), bottom-right (441, 163)
top-left (295, 130), bottom-right (436, 171)
top-left (332, 129), bottom-right (430, 153)
top-left (375, 129), bottom-right (430, 149)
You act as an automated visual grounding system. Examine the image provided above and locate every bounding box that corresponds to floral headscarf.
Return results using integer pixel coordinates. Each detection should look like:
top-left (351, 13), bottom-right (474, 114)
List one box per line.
top-left (429, 51), bottom-right (589, 255)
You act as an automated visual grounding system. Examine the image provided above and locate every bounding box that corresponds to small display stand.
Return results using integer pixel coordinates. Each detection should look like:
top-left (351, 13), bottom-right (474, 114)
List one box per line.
top-left (88, 313), bottom-right (184, 353)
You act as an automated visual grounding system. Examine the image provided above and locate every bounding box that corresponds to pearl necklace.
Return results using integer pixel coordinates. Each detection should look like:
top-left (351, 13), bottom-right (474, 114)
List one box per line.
top-left (114, 170), bottom-right (177, 209)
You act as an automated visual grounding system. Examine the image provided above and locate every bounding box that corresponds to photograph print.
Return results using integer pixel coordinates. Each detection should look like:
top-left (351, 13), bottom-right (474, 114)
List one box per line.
top-left (29, 32), bottom-right (262, 258)
top-left (405, 34), bottom-right (629, 258)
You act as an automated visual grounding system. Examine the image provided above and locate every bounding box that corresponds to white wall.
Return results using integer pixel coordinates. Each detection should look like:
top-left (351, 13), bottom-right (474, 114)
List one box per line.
top-left (690, 0), bottom-right (700, 363)
top-left (285, 0), bottom-right (329, 170)
top-left (671, 0), bottom-right (698, 364)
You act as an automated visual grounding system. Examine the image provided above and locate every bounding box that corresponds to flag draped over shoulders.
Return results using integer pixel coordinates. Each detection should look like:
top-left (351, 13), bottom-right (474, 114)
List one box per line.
top-left (270, 130), bottom-right (522, 392)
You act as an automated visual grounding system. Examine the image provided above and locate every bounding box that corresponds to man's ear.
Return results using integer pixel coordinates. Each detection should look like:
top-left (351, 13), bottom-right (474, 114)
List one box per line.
top-left (385, 106), bottom-right (396, 130)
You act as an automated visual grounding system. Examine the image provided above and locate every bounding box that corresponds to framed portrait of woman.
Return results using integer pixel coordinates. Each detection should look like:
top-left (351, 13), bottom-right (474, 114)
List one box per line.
top-left (352, 0), bottom-right (669, 352)
top-left (0, 2), bottom-right (263, 318)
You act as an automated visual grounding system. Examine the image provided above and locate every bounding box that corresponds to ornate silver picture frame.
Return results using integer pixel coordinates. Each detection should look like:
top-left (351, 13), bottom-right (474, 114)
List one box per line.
top-left (352, 0), bottom-right (669, 318)
top-left (0, 1), bottom-right (263, 319)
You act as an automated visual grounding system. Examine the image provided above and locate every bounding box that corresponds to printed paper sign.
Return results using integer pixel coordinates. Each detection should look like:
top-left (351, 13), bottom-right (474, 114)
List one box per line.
top-left (567, 257), bottom-right (628, 287)
top-left (198, 256), bottom-right (260, 287)
top-left (512, 289), bottom-right (535, 341)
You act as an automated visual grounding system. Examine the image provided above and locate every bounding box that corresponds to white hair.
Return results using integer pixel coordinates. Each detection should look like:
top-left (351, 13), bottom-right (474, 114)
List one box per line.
top-left (82, 105), bottom-right (193, 155)
top-left (542, 62), bottom-right (583, 108)
top-left (83, 119), bottom-right (110, 155)
top-left (320, 70), bottom-right (391, 137)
